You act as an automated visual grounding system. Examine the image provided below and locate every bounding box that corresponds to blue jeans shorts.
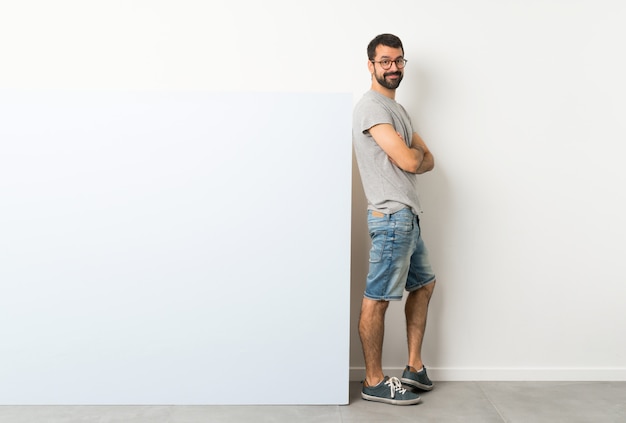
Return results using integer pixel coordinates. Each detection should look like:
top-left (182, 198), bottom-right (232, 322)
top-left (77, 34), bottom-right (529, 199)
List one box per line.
top-left (365, 208), bottom-right (436, 301)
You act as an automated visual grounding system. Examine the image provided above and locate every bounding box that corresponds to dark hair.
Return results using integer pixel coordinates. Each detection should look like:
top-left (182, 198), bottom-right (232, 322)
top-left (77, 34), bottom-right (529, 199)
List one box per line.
top-left (367, 34), bottom-right (404, 60)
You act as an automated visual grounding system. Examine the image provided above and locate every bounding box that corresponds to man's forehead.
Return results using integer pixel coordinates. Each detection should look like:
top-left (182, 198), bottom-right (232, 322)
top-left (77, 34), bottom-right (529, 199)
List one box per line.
top-left (375, 45), bottom-right (404, 58)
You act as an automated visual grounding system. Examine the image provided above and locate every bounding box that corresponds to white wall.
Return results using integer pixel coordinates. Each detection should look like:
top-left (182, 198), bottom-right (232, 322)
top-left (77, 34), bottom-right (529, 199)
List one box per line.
top-left (350, 0), bottom-right (626, 381)
top-left (1, 0), bottom-right (624, 388)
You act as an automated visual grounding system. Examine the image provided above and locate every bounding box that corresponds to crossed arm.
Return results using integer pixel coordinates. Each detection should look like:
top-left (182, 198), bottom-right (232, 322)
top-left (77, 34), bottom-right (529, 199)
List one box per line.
top-left (368, 123), bottom-right (434, 174)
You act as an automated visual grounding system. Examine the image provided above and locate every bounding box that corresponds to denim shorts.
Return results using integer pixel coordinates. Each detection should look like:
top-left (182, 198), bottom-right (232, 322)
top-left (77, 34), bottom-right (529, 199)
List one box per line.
top-left (365, 208), bottom-right (436, 301)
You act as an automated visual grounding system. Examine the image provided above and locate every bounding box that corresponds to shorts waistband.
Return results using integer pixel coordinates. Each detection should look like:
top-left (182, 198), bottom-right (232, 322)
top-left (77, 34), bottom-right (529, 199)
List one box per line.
top-left (368, 208), bottom-right (417, 220)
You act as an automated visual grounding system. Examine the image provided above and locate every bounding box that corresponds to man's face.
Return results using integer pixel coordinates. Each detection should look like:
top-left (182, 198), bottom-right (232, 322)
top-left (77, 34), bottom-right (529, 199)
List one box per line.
top-left (370, 45), bottom-right (405, 90)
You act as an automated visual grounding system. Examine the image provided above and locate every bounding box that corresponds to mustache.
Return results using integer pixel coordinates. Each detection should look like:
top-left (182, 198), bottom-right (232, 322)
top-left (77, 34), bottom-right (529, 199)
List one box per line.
top-left (384, 71), bottom-right (402, 77)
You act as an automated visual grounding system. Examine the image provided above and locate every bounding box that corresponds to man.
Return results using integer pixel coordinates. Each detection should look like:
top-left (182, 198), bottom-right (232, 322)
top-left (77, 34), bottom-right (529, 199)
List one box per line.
top-left (352, 33), bottom-right (437, 406)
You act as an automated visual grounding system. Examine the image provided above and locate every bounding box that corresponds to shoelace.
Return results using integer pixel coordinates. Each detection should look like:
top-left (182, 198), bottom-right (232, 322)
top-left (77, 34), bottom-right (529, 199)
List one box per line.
top-left (384, 377), bottom-right (408, 398)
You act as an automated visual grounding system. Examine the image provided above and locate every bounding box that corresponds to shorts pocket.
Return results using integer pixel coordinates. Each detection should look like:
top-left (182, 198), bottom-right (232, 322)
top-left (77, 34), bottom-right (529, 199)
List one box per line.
top-left (368, 230), bottom-right (387, 263)
top-left (391, 210), bottom-right (415, 233)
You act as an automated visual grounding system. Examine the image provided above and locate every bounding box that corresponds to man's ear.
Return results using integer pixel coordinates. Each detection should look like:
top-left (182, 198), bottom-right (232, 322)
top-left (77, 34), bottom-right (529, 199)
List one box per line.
top-left (367, 59), bottom-right (374, 74)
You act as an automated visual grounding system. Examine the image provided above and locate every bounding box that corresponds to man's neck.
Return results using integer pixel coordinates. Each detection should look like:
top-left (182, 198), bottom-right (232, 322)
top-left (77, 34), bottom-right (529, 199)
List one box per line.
top-left (371, 83), bottom-right (396, 100)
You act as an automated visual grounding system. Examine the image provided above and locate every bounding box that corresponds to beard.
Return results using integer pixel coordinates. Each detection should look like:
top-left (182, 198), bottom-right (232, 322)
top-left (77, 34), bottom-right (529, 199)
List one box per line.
top-left (375, 70), bottom-right (403, 90)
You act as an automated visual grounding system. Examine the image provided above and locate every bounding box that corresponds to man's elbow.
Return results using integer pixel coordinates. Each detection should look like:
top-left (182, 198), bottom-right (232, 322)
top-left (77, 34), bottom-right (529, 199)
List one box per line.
top-left (400, 158), bottom-right (421, 173)
top-left (415, 156), bottom-right (435, 174)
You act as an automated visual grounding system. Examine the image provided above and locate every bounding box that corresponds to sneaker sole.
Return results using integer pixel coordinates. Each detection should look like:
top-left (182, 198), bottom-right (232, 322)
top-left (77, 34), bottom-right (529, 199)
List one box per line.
top-left (361, 392), bottom-right (421, 405)
top-left (400, 377), bottom-right (434, 391)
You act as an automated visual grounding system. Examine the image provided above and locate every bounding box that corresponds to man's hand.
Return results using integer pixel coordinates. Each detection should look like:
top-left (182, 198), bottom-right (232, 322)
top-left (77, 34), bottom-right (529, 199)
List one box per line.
top-left (410, 132), bottom-right (434, 174)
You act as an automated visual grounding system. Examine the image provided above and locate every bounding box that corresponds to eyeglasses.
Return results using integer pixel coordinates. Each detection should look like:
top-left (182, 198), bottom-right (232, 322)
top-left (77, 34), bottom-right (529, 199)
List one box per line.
top-left (370, 58), bottom-right (407, 70)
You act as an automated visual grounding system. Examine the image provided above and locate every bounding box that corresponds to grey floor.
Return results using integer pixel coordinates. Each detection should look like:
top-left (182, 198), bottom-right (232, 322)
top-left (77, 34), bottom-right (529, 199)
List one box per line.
top-left (1, 381), bottom-right (625, 423)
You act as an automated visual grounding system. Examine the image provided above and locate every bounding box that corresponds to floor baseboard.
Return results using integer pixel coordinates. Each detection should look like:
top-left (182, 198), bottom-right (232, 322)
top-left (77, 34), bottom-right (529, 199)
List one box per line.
top-left (350, 367), bottom-right (626, 382)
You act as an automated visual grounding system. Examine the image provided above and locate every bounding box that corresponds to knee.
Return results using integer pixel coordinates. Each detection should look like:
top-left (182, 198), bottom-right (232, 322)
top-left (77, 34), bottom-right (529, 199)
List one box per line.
top-left (413, 280), bottom-right (436, 299)
top-left (361, 298), bottom-right (390, 316)
top-left (377, 300), bottom-right (390, 315)
top-left (370, 298), bottom-right (390, 313)
top-left (424, 280), bottom-right (436, 295)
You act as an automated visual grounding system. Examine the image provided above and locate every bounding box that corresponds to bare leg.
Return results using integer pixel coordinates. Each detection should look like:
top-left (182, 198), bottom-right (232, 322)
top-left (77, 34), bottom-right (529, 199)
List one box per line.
top-left (405, 281), bottom-right (435, 370)
top-left (359, 297), bottom-right (389, 387)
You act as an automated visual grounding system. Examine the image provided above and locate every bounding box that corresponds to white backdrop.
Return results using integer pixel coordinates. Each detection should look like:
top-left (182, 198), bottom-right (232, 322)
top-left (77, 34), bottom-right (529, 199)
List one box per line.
top-left (350, 0), bottom-right (626, 381)
top-left (0, 91), bottom-right (352, 404)
top-left (0, 0), bottom-right (625, 400)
